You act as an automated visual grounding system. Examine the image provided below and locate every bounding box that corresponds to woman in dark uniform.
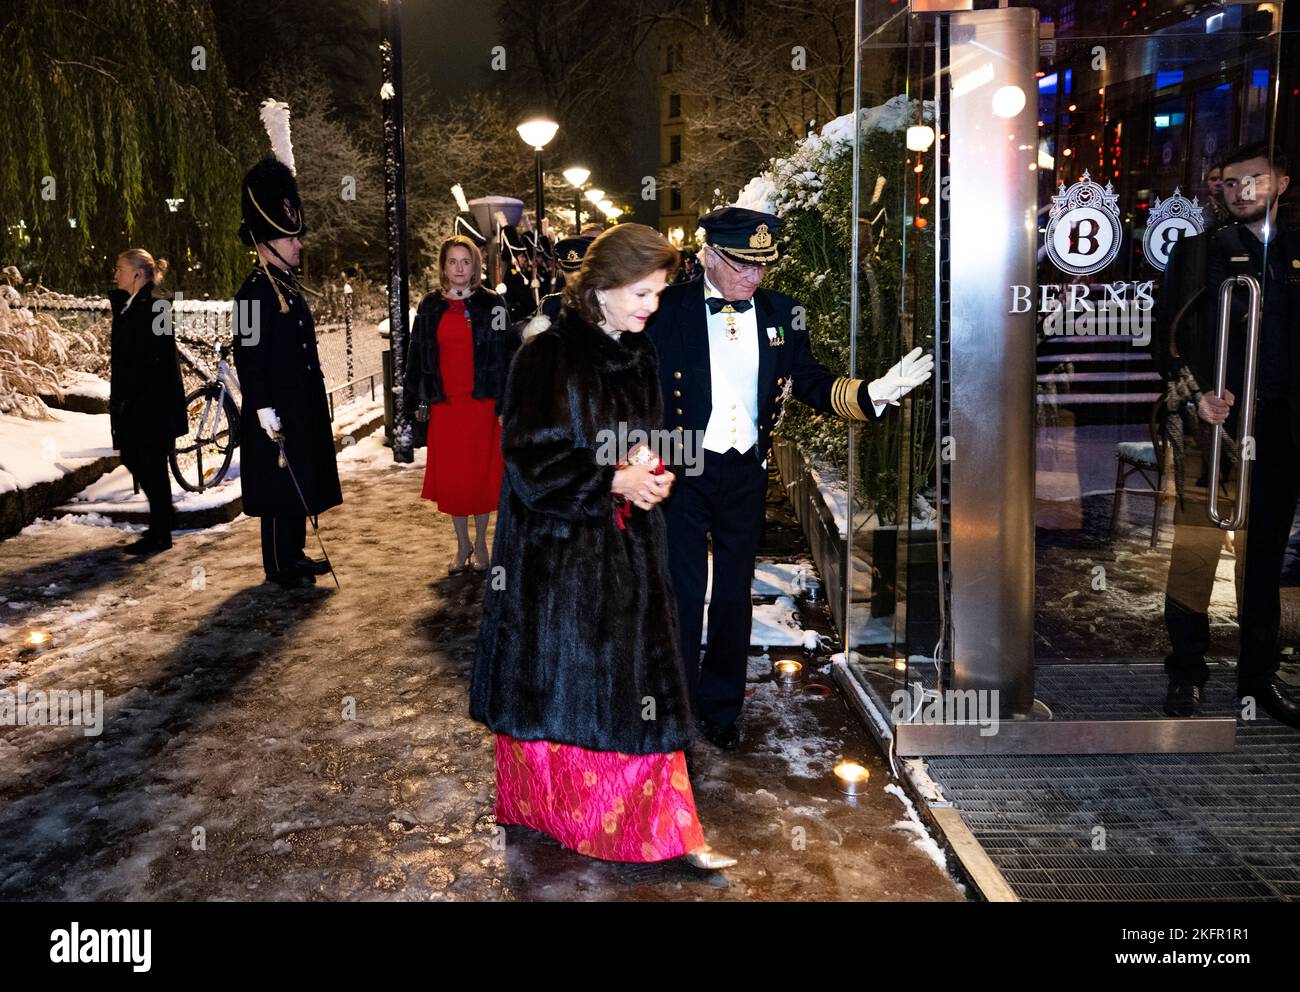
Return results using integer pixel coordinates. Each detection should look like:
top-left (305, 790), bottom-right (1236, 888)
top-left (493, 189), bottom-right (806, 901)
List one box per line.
top-left (108, 249), bottom-right (187, 555)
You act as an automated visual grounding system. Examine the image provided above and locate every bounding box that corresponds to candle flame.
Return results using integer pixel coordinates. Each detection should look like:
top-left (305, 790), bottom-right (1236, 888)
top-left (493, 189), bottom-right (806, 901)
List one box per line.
top-left (834, 761), bottom-right (869, 783)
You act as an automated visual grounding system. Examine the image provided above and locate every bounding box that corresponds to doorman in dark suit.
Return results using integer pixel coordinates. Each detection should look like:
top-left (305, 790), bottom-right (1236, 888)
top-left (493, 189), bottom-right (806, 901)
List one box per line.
top-left (646, 206), bottom-right (933, 749)
top-left (1155, 142), bottom-right (1300, 727)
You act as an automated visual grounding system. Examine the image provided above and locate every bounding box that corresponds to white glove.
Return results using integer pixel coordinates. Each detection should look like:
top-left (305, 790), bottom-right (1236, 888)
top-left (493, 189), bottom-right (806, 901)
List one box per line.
top-left (257, 406), bottom-right (282, 440)
top-left (868, 347), bottom-right (934, 409)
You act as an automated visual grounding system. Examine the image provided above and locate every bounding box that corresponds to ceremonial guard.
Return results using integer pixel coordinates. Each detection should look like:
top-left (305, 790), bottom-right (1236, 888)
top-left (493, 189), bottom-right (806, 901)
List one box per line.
top-left (528, 234), bottom-right (593, 324)
top-left (231, 155), bottom-right (342, 589)
top-left (647, 206), bottom-right (933, 750)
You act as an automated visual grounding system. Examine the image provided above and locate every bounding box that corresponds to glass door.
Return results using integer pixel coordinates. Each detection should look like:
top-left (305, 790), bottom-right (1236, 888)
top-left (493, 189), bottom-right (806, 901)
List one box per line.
top-left (843, 0), bottom-right (1289, 726)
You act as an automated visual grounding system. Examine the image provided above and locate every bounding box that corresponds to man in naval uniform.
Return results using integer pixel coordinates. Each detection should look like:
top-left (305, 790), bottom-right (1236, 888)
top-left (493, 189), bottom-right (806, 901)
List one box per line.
top-left (231, 157), bottom-right (342, 589)
top-left (647, 206), bottom-right (932, 750)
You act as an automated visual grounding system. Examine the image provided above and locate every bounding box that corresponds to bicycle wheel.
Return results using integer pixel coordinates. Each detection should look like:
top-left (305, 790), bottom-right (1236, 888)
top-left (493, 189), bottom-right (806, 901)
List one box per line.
top-left (171, 385), bottom-right (239, 492)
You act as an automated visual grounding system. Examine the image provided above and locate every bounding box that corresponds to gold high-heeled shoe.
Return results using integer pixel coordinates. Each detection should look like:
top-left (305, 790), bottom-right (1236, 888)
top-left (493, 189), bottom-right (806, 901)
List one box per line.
top-left (685, 844), bottom-right (738, 870)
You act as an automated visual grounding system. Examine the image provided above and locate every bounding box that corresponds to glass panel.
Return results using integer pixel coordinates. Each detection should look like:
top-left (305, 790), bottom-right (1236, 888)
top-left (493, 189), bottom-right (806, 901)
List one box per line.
top-left (842, 0), bottom-right (1285, 718)
top-left (1024, 2), bottom-right (1284, 674)
top-left (844, 7), bottom-right (936, 687)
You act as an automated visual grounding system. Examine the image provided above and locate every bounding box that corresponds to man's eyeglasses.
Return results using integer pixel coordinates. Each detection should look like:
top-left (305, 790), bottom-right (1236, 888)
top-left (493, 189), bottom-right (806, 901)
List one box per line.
top-left (712, 250), bottom-right (764, 278)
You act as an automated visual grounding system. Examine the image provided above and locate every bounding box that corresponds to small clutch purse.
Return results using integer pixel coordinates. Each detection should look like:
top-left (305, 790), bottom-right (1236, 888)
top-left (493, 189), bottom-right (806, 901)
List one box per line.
top-left (613, 444), bottom-right (664, 530)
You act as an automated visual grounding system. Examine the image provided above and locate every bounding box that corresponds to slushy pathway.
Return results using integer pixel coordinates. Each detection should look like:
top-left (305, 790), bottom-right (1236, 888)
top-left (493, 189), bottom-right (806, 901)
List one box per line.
top-left (0, 435), bottom-right (962, 901)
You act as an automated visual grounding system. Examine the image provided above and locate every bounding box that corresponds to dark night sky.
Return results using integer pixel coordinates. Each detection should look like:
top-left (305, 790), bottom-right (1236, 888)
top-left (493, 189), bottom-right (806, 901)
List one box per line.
top-left (400, 0), bottom-right (501, 105)
top-left (395, 0), bottom-right (661, 226)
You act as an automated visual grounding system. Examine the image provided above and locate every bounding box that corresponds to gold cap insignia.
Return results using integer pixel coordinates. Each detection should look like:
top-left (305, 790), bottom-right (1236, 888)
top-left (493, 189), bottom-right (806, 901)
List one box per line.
top-left (566, 250), bottom-right (580, 262)
top-left (749, 223), bottom-right (772, 249)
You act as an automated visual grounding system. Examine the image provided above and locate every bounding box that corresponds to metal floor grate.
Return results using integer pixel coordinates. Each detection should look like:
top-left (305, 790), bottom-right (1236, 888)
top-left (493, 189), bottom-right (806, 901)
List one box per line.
top-left (921, 664), bottom-right (1300, 902)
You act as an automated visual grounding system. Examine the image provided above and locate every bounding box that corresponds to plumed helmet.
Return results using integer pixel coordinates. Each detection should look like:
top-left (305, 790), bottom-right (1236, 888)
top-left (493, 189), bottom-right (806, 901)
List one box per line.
top-left (238, 157), bottom-right (307, 247)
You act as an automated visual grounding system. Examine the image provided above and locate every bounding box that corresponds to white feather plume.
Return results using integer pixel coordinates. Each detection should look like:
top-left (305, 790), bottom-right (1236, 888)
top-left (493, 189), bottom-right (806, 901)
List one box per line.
top-left (259, 98), bottom-right (296, 175)
top-left (522, 313), bottom-right (552, 340)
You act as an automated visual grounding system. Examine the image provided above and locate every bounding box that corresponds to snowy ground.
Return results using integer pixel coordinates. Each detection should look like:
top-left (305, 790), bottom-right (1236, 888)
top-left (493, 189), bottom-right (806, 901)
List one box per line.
top-left (0, 409), bottom-right (114, 496)
top-left (0, 434), bottom-right (962, 902)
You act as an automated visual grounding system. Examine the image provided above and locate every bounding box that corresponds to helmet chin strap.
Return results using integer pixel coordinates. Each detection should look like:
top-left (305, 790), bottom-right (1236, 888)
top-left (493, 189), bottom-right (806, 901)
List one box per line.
top-left (264, 240), bottom-right (296, 273)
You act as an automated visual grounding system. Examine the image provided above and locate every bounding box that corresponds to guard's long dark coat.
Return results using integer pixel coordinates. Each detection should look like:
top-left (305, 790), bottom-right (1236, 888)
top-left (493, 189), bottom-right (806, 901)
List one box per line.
top-left (470, 308), bottom-right (694, 754)
top-left (231, 263), bottom-right (342, 517)
top-left (107, 288), bottom-right (187, 468)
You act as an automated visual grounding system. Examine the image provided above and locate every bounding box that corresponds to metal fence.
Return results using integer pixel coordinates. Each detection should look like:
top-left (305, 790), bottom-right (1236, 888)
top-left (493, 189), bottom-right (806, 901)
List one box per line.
top-left (30, 291), bottom-right (384, 418)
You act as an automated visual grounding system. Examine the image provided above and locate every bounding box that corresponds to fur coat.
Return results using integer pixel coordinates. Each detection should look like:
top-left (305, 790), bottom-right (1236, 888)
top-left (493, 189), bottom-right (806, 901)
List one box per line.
top-left (470, 306), bottom-right (694, 754)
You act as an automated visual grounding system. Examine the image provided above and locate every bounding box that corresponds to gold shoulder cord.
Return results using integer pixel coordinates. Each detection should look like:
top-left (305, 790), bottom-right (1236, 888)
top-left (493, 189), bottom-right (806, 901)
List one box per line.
top-left (256, 250), bottom-right (290, 314)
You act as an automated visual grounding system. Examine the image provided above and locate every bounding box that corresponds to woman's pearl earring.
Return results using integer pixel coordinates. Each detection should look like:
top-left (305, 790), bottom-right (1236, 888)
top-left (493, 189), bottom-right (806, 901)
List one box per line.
top-left (597, 294), bottom-right (606, 305)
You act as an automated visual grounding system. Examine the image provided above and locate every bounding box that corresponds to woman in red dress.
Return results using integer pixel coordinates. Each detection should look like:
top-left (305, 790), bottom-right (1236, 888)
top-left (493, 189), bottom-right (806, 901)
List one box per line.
top-left (471, 225), bottom-right (735, 870)
top-left (406, 236), bottom-right (514, 573)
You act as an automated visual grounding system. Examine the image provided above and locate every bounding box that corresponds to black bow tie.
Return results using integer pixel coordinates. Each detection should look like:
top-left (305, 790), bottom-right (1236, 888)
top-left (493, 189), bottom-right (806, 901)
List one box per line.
top-left (706, 296), bottom-right (753, 314)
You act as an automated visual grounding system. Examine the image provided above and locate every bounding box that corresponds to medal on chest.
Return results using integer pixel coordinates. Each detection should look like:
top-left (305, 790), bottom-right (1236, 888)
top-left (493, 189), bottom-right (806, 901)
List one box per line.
top-left (721, 305), bottom-right (739, 342)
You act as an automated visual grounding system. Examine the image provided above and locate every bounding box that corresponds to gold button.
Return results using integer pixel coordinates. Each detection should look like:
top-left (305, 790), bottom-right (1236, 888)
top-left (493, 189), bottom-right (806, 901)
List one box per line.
top-left (730, 415), bottom-right (736, 421)
top-left (673, 390), bottom-right (681, 397)
top-left (674, 371), bottom-right (682, 379)
top-left (730, 426), bottom-right (736, 433)
top-left (730, 403), bottom-right (736, 409)
top-left (777, 377), bottom-right (784, 385)
top-left (676, 407), bottom-right (683, 414)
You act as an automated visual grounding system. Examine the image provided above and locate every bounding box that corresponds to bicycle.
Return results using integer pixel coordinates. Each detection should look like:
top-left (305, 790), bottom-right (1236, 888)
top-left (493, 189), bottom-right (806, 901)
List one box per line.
top-left (171, 340), bottom-right (241, 492)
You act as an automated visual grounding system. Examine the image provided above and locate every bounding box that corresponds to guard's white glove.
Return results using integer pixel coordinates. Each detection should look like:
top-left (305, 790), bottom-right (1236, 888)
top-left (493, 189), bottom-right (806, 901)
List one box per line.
top-left (257, 406), bottom-right (282, 441)
top-left (868, 347), bottom-right (934, 409)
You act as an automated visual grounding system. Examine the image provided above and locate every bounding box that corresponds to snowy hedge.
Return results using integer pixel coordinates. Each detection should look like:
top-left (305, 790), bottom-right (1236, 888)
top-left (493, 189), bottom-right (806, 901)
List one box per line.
top-left (0, 270), bottom-right (107, 419)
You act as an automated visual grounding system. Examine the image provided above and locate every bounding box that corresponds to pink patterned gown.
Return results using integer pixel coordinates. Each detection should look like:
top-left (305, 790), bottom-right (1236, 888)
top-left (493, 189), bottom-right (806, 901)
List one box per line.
top-left (494, 735), bottom-right (705, 862)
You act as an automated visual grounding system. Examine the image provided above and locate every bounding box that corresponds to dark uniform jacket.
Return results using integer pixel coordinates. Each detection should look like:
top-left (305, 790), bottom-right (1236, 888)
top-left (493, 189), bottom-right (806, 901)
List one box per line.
top-left (403, 286), bottom-right (514, 413)
top-left (1156, 223), bottom-right (1300, 445)
top-left (645, 278), bottom-right (881, 465)
top-left (108, 288), bottom-right (187, 467)
top-left (231, 263), bottom-right (342, 517)
top-left (470, 310), bottom-right (693, 754)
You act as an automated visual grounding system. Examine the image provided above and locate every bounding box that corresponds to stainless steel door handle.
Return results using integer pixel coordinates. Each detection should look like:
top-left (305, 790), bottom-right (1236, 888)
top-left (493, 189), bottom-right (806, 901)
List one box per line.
top-left (1207, 274), bottom-right (1262, 530)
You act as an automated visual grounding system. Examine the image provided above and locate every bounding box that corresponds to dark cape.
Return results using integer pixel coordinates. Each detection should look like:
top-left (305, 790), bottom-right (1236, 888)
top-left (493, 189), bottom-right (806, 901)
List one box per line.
top-left (230, 263), bottom-right (342, 517)
top-left (470, 307), bottom-right (694, 754)
top-left (107, 288), bottom-right (187, 467)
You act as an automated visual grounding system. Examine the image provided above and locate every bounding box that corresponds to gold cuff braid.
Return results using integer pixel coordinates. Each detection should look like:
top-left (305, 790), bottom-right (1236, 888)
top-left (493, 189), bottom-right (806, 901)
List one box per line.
top-left (831, 376), bottom-right (867, 420)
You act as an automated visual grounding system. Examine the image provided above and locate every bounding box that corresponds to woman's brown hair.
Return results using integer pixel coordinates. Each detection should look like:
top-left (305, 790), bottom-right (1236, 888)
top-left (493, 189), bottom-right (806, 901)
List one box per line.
top-left (117, 248), bottom-right (169, 299)
top-left (562, 224), bottom-right (679, 325)
top-left (437, 235), bottom-right (484, 292)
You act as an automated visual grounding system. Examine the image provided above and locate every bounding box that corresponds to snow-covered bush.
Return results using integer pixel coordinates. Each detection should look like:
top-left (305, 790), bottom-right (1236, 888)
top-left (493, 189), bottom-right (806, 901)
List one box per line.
top-left (733, 96), bottom-right (936, 523)
top-left (0, 269), bottom-right (107, 418)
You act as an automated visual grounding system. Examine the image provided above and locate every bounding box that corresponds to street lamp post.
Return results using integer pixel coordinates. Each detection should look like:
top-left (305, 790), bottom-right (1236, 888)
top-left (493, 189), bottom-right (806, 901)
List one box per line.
top-left (516, 119), bottom-right (558, 305)
top-left (380, 0), bottom-right (413, 464)
top-left (563, 166), bottom-right (590, 236)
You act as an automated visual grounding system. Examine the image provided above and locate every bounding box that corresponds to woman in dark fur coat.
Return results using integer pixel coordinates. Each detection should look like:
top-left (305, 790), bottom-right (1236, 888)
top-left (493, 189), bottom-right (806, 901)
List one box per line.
top-left (471, 224), bottom-right (736, 870)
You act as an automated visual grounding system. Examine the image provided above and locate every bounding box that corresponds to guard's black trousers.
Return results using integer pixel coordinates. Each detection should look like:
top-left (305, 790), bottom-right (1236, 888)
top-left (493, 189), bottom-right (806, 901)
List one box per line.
top-left (260, 514), bottom-right (306, 578)
top-left (664, 446), bottom-right (768, 729)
